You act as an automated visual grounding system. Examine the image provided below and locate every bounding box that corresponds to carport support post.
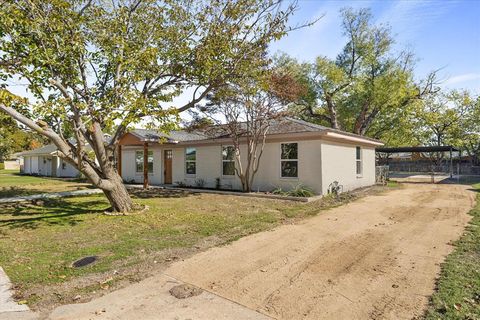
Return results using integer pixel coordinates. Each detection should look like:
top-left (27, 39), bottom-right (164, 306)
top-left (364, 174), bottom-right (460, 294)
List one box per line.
top-left (450, 147), bottom-right (453, 178)
top-left (143, 142), bottom-right (149, 189)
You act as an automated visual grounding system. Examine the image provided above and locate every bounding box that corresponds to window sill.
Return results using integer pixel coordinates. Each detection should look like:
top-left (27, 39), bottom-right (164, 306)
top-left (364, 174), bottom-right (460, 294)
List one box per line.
top-left (221, 175), bottom-right (236, 179)
top-left (280, 176), bottom-right (299, 180)
top-left (356, 175), bottom-right (363, 178)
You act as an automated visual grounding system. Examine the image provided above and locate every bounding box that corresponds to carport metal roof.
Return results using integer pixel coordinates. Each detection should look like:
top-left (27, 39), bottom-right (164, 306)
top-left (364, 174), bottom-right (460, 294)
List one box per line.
top-left (376, 146), bottom-right (459, 153)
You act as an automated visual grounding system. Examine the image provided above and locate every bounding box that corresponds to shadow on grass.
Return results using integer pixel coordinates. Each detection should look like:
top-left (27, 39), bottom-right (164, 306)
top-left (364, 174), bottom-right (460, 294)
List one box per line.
top-left (129, 188), bottom-right (199, 199)
top-left (0, 198), bottom-right (108, 230)
top-left (0, 187), bottom-right (48, 198)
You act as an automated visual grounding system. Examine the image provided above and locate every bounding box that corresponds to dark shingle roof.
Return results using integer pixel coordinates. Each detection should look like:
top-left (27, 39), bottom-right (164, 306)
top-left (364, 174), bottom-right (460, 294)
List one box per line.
top-left (16, 144), bottom-right (58, 156)
top-left (130, 129), bottom-right (207, 142)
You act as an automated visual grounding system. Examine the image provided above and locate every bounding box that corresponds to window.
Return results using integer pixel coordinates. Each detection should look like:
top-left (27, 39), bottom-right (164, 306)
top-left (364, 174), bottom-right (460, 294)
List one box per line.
top-left (185, 147), bottom-right (196, 175)
top-left (356, 146), bottom-right (362, 175)
top-left (222, 146), bottom-right (235, 176)
top-left (136, 150), bottom-right (153, 173)
top-left (62, 161), bottom-right (67, 170)
top-left (281, 143), bottom-right (298, 178)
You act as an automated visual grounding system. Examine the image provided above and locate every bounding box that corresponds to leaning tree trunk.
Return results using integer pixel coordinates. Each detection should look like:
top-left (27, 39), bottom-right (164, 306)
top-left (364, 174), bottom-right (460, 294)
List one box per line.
top-left (102, 178), bottom-right (133, 212)
top-left (83, 167), bottom-right (133, 212)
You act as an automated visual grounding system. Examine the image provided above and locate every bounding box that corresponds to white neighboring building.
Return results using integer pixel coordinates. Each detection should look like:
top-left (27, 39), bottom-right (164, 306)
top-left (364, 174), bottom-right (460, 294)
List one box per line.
top-left (17, 144), bottom-right (79, 178)
top-left (118, 118), bottom-right (384, 195)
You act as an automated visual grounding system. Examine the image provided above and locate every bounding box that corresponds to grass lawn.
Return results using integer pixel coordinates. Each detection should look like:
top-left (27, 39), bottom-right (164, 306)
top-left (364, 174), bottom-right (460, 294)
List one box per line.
top-left (0, 185), bottom-right (387, 310)
top-left (425, 182), bottom-right (480, 319)
top-left (0, 169), bottom-right (92, 198)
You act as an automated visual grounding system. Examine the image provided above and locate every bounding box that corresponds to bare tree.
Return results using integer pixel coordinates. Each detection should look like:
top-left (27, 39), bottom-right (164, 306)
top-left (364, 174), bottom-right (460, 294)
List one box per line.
top-left (202, 72), bottom-right (303, 192)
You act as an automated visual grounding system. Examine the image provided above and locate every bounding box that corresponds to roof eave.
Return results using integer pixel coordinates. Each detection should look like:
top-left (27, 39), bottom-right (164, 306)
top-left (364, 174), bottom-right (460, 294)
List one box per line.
top-left (323, 131), bottom-right (384, 146)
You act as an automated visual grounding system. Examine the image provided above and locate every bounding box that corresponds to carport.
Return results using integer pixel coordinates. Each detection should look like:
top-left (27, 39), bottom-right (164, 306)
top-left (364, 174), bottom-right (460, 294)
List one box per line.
top-left (376, 145), bottom-right (460, 179)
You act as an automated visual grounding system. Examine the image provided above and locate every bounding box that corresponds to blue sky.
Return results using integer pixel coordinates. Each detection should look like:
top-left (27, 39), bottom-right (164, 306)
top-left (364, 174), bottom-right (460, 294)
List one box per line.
top-left (270, 0), bottom-right (480, 93)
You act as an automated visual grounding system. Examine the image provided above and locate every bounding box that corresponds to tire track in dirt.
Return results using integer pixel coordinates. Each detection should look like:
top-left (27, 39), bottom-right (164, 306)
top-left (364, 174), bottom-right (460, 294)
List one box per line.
top-left (167, 184), bottom-right (475, 319)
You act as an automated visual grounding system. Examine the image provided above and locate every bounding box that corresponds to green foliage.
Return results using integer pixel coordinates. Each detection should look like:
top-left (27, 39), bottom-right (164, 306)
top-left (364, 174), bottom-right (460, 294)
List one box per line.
top-left (425, 183), bottom-right (480, 319)
top-left (272, 184), bottom-right (315, 197)
top-left (282, 7), bottom-right (436, 145)
top-left (0, 113), bottom-right (44, 161)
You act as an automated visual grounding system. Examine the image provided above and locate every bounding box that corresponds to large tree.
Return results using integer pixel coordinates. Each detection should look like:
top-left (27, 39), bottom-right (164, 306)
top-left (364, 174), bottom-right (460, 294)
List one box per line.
top-left (283, 8), bottom-right (438, 142)
top-left (0, 0), bottom-right (299, 212)
top-left (413, 90), bottom-right (480, 164)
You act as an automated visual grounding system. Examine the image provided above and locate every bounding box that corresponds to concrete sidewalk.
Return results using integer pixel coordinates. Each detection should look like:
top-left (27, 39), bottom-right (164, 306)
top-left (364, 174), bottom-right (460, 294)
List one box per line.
top-left (0, 267), bottom-right (36, 320)
top-left (49, 274), bottom-right (270, 320)
top-left (0, 189), bottom-right (103, 204)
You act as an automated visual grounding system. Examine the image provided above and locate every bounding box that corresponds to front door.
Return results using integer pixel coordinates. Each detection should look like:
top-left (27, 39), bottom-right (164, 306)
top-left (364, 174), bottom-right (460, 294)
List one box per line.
top-left (164, 150), bottom-right (173, 184)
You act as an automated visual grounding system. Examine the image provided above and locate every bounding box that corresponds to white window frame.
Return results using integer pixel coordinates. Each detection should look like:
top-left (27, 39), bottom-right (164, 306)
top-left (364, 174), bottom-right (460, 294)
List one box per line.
top-left (221, 145), bottom-right (236, 177)
top-left (280, 142), bottom-right (299, 179)
top-left (185, 147), bottom-right (196, 176)
top-left (135, 150), bottom-right (154, 174)
top-left (356, 146), bottom-right (363, 177)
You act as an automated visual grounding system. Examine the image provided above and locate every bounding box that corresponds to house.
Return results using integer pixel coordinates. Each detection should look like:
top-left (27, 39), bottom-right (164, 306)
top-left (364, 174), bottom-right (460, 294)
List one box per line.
top-left (118, 118), bottom-right (383, 194)
top-left (17, 144), bottom-right (79, 177)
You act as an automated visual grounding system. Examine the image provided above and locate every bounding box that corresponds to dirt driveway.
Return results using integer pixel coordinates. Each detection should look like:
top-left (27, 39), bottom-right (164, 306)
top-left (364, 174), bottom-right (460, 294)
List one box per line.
top-left (49, 183), bottom-right (476, 320)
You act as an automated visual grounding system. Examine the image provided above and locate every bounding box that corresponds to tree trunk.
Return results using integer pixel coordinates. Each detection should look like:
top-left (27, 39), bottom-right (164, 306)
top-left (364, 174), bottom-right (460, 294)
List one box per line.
top-left (101, 175), bottom-right (133, 212)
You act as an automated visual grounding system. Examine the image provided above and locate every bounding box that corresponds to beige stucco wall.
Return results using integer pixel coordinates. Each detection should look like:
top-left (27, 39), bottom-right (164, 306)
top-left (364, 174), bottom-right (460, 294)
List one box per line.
top-left (120, 137), bottom-right (377, 195)
top-left (121, 140), bottom-right (324, 194)
top-left (320, 140), bottom-right (376, 194)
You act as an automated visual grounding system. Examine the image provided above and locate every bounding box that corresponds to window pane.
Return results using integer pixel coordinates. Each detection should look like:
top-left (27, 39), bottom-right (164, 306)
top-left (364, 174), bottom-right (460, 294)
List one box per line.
top-left (356, 161), bottom-right (362, 175)
top-left (222, 146), bottom-right (235, 160)
top-left (148, 151), bottom-right (153, 173)
top-left (281, 143), bottom-right (298, 160)
top-left (281, 161), bottom-right (298, 177)
top-left (186, 162), bottom-right (196, 174)
top-left (223, 161), bottom-right (235, 175)
top-left (136, 151), bottom-right (143, 172)
top-left (356, 146), bottom-right (361, 160)
top-left (186, 148), bottom-right (196, 161)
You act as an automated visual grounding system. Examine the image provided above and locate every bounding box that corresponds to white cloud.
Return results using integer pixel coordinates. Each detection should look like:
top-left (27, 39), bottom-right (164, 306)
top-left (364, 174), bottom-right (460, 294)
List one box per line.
top-left (377, 0), bottom-right (458, 40)
top-left (443, 73), bottom-right (480, 85)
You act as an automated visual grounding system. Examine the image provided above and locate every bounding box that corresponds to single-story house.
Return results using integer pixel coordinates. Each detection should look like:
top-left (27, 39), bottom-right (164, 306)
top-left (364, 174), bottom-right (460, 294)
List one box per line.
top-left (118, 118), bottom-right (383, 194)
top-left (17, 144), bottom-right (79, 177)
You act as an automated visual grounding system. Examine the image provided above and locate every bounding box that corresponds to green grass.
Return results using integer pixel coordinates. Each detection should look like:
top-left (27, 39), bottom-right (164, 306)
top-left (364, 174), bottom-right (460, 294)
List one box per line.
top-left (425, 183), bottom-right (480, 319)
top-left (0, 169), bottom-right (91, 198)
top-left (386, 180), bottom-right (399, 188)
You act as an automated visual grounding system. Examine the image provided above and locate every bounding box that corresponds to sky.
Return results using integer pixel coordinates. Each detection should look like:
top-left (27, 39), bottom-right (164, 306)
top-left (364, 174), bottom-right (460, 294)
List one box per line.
top-left (269, 0), bottom-right (480, 93)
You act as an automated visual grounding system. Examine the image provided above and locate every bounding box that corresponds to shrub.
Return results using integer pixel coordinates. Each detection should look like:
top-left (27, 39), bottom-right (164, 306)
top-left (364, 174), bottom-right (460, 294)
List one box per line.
top-left (287, 184), bottom-right (315, 197)
top-left (175, 181), bottom-right (187, 188)
top-left (0, 162), bottom-right (4, 170)
top-left (215, 177), bottom-right (221, 190)
top-left (194, 178), bottom-right (206, 188)
top-left (271, 184), bottom-right (315, 197)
